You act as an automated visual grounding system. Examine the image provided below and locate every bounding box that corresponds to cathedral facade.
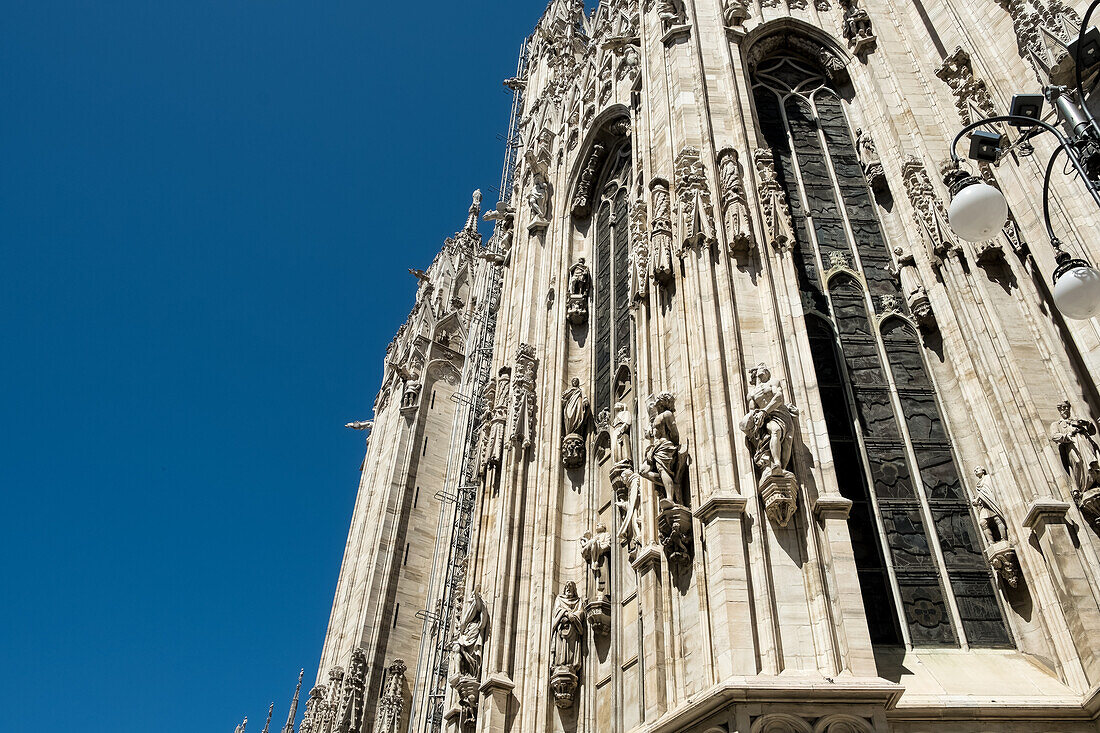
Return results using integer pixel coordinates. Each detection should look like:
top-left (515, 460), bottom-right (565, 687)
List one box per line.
top-left (288, 0), bottom-right (1100, 731)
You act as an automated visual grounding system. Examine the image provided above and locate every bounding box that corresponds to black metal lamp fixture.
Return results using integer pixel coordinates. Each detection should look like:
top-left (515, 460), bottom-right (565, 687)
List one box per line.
top-left (946, 1), bottom-right (1100, 320)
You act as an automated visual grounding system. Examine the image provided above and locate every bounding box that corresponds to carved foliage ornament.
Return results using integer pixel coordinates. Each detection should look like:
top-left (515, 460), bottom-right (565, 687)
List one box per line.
top-left (629, 198), bottom-right (650, 301)
top-left (509, 344), bottom-right (538, 455)
top-left (753, 149), bottom-right (796, 252)
top-left (649, 178), bottom-right (675, 284)
top-left (717, 148), bottom-right (754, 253)
top-left (902, 156), bottom-right (958, 261)
top-left (374, 659), bottom-right (407, 733)
top-left (674, 146), bottom-right (717, 252)
top-left (935, 47), bottom-right (997, 127)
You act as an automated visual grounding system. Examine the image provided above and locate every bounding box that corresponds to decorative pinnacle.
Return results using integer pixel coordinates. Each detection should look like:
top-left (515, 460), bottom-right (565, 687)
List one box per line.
top-left (260, 703), bottom-right (274, 733)
top-left (282, 669), bottom-right (304, 733)
top-left (465, 189), bottom-right (483, 234)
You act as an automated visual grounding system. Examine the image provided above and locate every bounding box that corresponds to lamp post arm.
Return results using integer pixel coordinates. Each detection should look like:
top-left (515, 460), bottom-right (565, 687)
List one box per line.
top-left (1042, 144), bottom-right (1066, 243)
top-left (1075, 0), bottom-right (1100, 138)
top-left (950, 115), bottom-right (1100, 213)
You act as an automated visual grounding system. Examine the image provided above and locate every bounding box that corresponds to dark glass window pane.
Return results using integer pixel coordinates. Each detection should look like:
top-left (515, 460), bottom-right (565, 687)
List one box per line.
top-left (841, 339), bottom-right (885, 385)
top-left (950, 574), bottom-right (1012, 647)
top-left (881, 507), bottom-right (936, 569)
top-left (916, 449), bottom-right (964, 501)
top-left (867, 446), bottom-right (915, 499)
top-left (897, 575), bottom-right (957, 646)
top-left (851, 388), bottom-right (901, 440)
top-left (594, 202), bottom-right (612, 416)
top-left (899, 393), bottom-right (948, 443)
top-left (933, 508), bottom-right (987, 571)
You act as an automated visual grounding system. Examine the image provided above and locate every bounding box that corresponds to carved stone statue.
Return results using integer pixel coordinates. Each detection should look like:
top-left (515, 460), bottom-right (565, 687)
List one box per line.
top-left (566, 258), bottom-right (591, 325)
top-left (549, 581), bottom-right (586, 708)
top-left (973, 467), bottom-right (1009, 545)
top-left (610, 401), bottom-right (634, 466)
top-left (854, 128), bottom-right (887, 191)
top-left (717, 148), bottom-right (753, 253)
top-left (477, 379), bottom-right (504, 493)
top-left (580, 524), bottom-right (612, 596)
top-left (1050, 400), bottom-right (1100, 526)
top-left (401, 379), bottom-right (422, 410)
top-left (841, 0), bottom-right (877, 55)
top-left (741, 364), bottom-right (798, 475)
top-left (640, 392), bottom-right (690, 507)
top-left (611, 461), bottom-right (644, 559)
top-left (561, 378), bottom-right (590, 468)
top-left (528, 172), bottom-right (551, 229)
top-left (657, 0), bottom-right (687, 29)
top-left (451, 588), bottom-right (490, 680)
top-left (972, 466), bottom-right (1021, 587)
top-left (740, 364), bottom-right (800, 526)
top-left (723, 0), bottom-right (749, 25)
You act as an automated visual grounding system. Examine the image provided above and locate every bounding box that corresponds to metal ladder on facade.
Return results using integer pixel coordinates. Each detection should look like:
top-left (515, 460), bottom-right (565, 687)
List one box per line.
top-left (410, 38), bottom-right (528, 733)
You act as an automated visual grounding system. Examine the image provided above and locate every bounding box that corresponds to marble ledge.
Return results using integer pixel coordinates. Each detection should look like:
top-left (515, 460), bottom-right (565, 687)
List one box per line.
top-left (1023, 499), bottom-right (1072, 530)
top-left (693, 494), bottom-right (749, 523)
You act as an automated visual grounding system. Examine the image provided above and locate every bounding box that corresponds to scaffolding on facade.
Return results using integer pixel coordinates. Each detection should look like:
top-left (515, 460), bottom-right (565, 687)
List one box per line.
top-left (408, 38), bottom-right (528, 733)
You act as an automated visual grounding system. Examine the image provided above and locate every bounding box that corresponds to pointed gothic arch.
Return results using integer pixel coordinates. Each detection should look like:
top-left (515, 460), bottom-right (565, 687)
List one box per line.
top-left (751, 46), bottom-right (1012, 649)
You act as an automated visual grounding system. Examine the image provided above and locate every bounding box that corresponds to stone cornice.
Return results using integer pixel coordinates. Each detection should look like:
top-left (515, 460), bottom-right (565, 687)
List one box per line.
top-left (693, 495), bottom-right (749, 523)
top-left (1023, 499), bottom-right (1072, 530)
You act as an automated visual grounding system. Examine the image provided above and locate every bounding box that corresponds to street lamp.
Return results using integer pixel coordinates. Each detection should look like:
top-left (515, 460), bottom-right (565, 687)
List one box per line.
top-left (946, 2), bottom-right (1100, 320)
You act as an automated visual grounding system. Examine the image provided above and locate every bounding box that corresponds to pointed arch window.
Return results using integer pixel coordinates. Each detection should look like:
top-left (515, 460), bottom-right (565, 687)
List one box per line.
top-left (592, 145), bottom-right (633, 419)
top-left (752, 53), bottom-right (1010, 648)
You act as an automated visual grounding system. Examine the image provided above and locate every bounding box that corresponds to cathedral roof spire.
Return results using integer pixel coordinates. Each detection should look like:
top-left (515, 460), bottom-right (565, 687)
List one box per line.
top-left (282, 669), bottom-right (304, 733)
top-left (260, 703), bottom-right (274, 733)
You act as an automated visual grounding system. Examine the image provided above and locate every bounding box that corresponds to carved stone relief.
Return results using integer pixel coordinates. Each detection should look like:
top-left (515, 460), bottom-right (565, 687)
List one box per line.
top-left (334, 648), bottom-right (366, 733)
top-left (996, 0), bottom-right (1082, 83)
top-left (935, 47), bottom-right (998, 127)
top-left (611, 461), bottom-right (644, 559)
top-left (630, 197), bottom-right (650, 301)
top-left (902, 156), bottom-right (959, 262)
top-left (649, 178), bottom-right (676, 284)
top-left (675, 146), bottom-right (717, 252)
top-left (450, 590), bottom-right (489, 729)
top-left (509, 344), bottom-right (538, 456)
top-left (717, 148), bottom-right (754, 253)
top-left (572, 143), bottom-right (607, 218)
top-left (753, 148), bottom-right (795, 252)
top-left (740, 364), bottom-right (801, 527)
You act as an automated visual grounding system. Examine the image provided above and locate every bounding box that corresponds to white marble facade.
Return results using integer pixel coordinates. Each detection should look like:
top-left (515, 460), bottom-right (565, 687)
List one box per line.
top-left (296, 1), bottom-right (1100, 732)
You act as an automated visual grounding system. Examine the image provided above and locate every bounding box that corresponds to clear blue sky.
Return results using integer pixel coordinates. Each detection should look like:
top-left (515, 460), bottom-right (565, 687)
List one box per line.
top-left (1, 2), bottom-right (548, 730)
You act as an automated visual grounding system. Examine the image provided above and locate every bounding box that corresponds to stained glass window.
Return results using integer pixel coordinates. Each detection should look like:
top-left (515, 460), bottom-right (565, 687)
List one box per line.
top-left (752, 54), bottom-right (1010, 648)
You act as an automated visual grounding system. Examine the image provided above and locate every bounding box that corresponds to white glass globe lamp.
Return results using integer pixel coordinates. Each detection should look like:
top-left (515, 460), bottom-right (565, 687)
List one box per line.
top-left (1053, 249), bottom-right (1100, 320)
top-left (947, 180), bottom-right (1009, 242)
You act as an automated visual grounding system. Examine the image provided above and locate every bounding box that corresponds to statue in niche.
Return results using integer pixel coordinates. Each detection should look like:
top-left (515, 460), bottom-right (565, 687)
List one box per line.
top-left (549, 581), bottom-right (586, 708)
top-left (561, 378), bottom-right (590, 468)
top-left (723, 0), bottom-right (749, 26)
top-left (610, 401), bottom-right (634, 466)
top-left (656, 0), bottom-right (686, 29)
top-left (528, 172), bottom-right (551, 228)
top-left (401, 380), bottom-right (422, 409)
top-left (717, 149), bottom-right (753, 253)
top-left (611, 462), bottom-right (644, 558)
top-left (973, 466), bottom-right (1021, 587)
top-left (740, 364), bottom-right (801, 527)
top-left (580, 524), bottom-right (612, 597)
top-left (566, 258), bottom-right (591, 325)
top-left (451, 588), bottom-right (489, 680)
top-left (854, 128), bottom-right (887, 191)
top-left (580, 524), bottom-right (612, 634)
top-left (741, 364), bottom-right (798, 475)
top-left (640, 392), bottom-right (690, 507)
top-left (1050, 400), bottom-right (1100, 526)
